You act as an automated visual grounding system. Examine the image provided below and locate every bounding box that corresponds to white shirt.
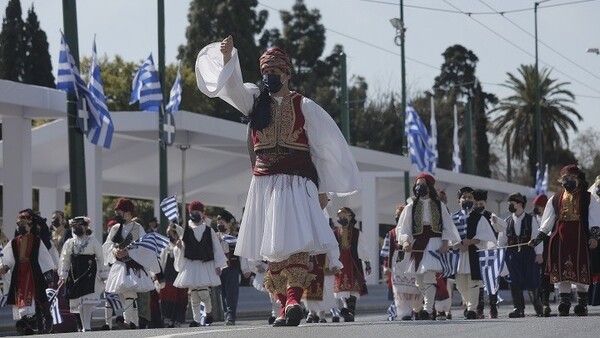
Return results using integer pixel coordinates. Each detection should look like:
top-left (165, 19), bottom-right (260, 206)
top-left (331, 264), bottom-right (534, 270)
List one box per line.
top-left (498, 212), bottom-right (543, 255)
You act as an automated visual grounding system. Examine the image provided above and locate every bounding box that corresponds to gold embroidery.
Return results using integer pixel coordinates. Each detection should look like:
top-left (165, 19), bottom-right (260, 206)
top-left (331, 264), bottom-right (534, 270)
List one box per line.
top-left (340, 227), bottom-right (352, 250)
top-left (253, 93), bottom-right (309, 152)
top-left (562, 255), bottom-right (576, 281)
top-left (413, 200), bottom-right (442, 235)
top-left (560, 192), bottom-right (581, 221)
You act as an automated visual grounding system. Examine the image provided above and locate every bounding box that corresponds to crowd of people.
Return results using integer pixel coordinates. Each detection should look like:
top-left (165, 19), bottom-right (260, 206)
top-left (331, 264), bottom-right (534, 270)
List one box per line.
top-left (1, 37), bottom-right (600, 335)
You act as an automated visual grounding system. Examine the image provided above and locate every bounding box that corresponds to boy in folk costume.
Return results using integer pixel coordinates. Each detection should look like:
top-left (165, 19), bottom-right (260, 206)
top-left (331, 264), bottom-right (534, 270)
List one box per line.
top-left (103, 198), bottom-right (158, 329)
top-left (451, 187), bottom-right (496, 320)
top-left (529, 165), bottom-right (600, 316)
top-left (397, 173), bottom-right (460, 320)
top-left (172, 200), bottom-right (227, 327)
top-left (58, 216), bottom-right (107, 331)
top-left (333, 207), bottom-right (371, 322)
top-left (195, 36), bottom-right (360, 326)
top-left (384, 204), bottom-right (423, 320)
top-left (0, 209), bottom-right (56, 335)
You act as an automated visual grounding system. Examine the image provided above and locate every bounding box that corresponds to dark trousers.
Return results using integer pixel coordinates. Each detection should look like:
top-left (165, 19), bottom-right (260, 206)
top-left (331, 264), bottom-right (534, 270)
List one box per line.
top-left (220, 267), bottom-right (240, 321)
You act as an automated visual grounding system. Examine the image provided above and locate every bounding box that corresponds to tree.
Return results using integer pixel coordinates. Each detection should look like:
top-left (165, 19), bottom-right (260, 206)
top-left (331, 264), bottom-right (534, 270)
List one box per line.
top-left (22, 5), bottom-right (54, 88)
top-left (490, 65), bottom-right (581, 182)
top-left (572, 127), bottom-right (600, 181)
top-left (0, 0), bottom-right (26, 81)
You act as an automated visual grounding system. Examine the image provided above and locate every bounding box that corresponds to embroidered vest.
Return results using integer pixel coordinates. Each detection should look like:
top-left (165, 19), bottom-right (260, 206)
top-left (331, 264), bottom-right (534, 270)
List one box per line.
top-left (412, 199), bottom-right (443, 236)
top-left (183, 225), bottom-right (214, 262)
top-left (506, 213), bottom-right (533, 246)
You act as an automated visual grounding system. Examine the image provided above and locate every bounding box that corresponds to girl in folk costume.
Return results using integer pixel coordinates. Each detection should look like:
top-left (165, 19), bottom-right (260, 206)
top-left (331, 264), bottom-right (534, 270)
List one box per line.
top-left (103, 198), bottom-right (159, 329)
top-left (0, 209), bottom-right (56, 335)
top-left (159, 224), bottom-right (188, 328)
top-left (333, 207), bottom-right (371, 322)
top-left (304, 247), bottom-right (343, 323)
top-left (172, 200), bottom-right (227, 327)
top-left (195, 35), bottom-right (360, 327)
top-left (530, 165), bottom-right (600, 316)
top-left (58, 216), bottom-right (107, 332)
top-left (397, 174), bottom-right (461, 320)
top-left (384, 205), bottom-right (423, 320)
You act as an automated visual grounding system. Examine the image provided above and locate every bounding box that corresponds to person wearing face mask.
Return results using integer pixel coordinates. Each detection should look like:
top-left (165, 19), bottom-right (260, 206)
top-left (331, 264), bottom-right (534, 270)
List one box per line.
top-left (50, 211), bottom-right (72, 256)
top-left (496, 193), bottom-right (543, 318)
top-left (158, 224), bottom-right (189, 328)
top-left (103, 198), bottom-right (157, 329)
top-left (332, 207), bottom-right (370, 322)
top-left (215, 210), bottom-right (251, 325)
top-left (0, 209), bottom-right (56, 334)
top-left (171, 200), bottom-right (227, 327)
top-left (531, 194), bottom-right (554, 316)
top-left (529, 164), bottom-right (600, 316)
top-left (451, 187), bottom-right (497, 320)
top-left (397, 174), bottom-right (460, 320)
top-left (195, 36), bottom-right (360, 327)
top-left (58, 216), bottom-right (106, 332)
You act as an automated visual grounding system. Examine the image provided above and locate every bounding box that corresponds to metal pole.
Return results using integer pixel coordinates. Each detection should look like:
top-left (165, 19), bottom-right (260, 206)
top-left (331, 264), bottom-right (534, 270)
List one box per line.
top-left (340, 52), bottom-right (350, 143)
top-left (400, 0), bottom-right (410, 200)
top-left (534, 2), bottom-right (543, 170)
top-left (158, 0), bottom-right (168, 233)
top-left (465, 100), bottom-right (473, 174)
top-left (178, 145), bottom-right (189, 226)
top-left (62, 0), bottom-right (87, 216)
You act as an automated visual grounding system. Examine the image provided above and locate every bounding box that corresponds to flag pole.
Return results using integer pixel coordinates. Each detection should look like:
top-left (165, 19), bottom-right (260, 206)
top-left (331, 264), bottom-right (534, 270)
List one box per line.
top-left (157, 0), bottom-right (168, 233)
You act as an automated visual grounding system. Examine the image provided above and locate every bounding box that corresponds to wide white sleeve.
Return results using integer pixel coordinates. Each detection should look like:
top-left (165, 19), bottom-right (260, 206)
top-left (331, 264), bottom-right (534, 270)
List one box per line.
top-left (240, 257), bottom-right (251, 274)
top-left (49, 245), bottom-right (60, 270)
top-left (195, 42), bottom-right (259, 114)
top-left (2, 241), bottom-right (15, 270)
top-left (490, 213), bottom-right (507, 233)
top-left (102, 225), bottom-right (119, 266)
top-left (530, 216), bottom-right (544, 255)
top-left (58, 239), bottom-right (73, 279)
top-left (497, 230), bottom-right (508, 248)
top-left (539, 195), bottom-right (557, 235)
top-left (474, 217), bottom-right (497, 247)
top-left (173, 244), bottom-right (185, 273)
top-left (441, 205), bottom-right (461, 244)
top-left (302, 98), bottom-right (361, 195)
top-left (211, 229), bottom-right (228, 270)
top-left (326, 245), bottom-right (343, 271)
top-left (588, 196), bottom-right (600, 229)
top-left (397, 202), bottom-right (414, 244)
top-left (357, 231), bottom-right (370, 262)
top-left (38, 241), bottom-right (56, 273)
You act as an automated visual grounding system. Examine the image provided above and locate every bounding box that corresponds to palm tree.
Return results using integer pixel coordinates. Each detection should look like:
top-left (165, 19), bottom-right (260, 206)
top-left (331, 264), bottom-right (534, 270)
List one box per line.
top-left (490, 64), bottom-right (581, 183)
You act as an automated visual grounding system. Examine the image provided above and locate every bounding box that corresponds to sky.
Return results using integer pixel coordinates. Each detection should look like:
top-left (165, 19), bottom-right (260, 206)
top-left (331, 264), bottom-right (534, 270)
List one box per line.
top-left (9, 0), bottom-right (600, 136)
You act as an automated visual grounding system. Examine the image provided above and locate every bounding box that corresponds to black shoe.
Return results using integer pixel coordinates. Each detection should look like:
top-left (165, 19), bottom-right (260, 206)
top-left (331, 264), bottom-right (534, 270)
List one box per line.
top-left (306, 314), bottom-right (316, 323)
top-left (189, 321), bottom-right (199, 327)
top-left (417, 310), bottom-right (430, 320)
top-left (272, 318), bottom-right (287, 327)
top-left (332, 316), bottom-right (340, 323)
top-left (573, 304), bottom-right (588, 316)
top-left (101, 324), bottom-right (111, 330)
top-left (340, 308), bottom-right (355, 322)
top-left (401, 315), bottom-right (413, 321)
top-left (205, 314), bottom-right (214, 325)
top-left (489, 306), bottom-right (498, 319)
top-left (436, 312), bottom-right (447, 321)
top-left (129, 322), bottom-right (137, 330)
top-left (508, 308), bottom-right (524, 318)
top-left (558, 303), bottom-right (571, 316)
top-left (225, 320), bottom-right (236, 325)
top-left (543, 304), bottom-right (551, 317)
top-left (465, 310), bottom-right (477, 320)
top-left (268, 316), bottom-right (276, 325)
top-left (319, 318), bottom-right (327, 323)
top-left (285, 305), bottom-right (304, 326)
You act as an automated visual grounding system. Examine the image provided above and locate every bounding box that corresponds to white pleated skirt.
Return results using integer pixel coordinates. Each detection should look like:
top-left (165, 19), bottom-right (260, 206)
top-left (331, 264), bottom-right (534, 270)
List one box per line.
top-left (104, 261), bottom-right (155, 294)
top-left (173, 259), bottom-right (222, 288)
top-left (235, 174), bottom-right (339, 262)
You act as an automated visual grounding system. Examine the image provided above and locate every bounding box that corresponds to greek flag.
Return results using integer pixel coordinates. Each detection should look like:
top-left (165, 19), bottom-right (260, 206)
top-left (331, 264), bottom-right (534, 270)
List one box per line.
top-left (199, 301), bottom-right (207, 326)
top-left (535, 163), bottom-right (549, 195)
top-left (478, 247), bottom-right (506, 296)
top-left (165, 64), bottom-right (182, 113)
top-left (87, 39), bottom-right (114, 148)
top-left (452, 210), bottom-right (468, 240)
top-left (380, 233), bottom-right (390, 258)
top-left (56, 33), bottom-right (86, 95)
top-left (160, 195), bottom-right (179, 223)
top-left (127, 232), bottom-right (169, 257)
top-left (405, 103), bottom-right (435, 173)
top-left (387, 303), bottom-right (397, 321)
top-left (330, 307), bottom-right (341, 318)
top-left (428, 97), bottom-right (438, 174)
top-left (130, 54), bottom-right (163, 112)
top-left (0, 242), bottom-right (3, 258)
top-left (45, 288), bottom-right (63, 324)
top-left (429, 250), bottom-right (459, 278)
top-left (452, 104), bottom-right (462, 173)
top-left (104, 292), bottom-right (123, 311)
top-left (221, 234), bottom-right (237, 250)
top-left (0, 293), bottom-right (6, 308)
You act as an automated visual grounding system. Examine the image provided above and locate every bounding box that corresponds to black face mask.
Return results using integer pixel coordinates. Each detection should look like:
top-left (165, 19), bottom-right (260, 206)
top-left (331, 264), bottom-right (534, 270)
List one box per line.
top-left (337, 218), bottom-right (349, 226)
top-left (461, 201), bottom-right (474, 211)
top-left (168, 236), bottom-right (177, 244)
top-left (414, 184), bottom-right (428, 197)
top-left (508, 205), bottom-right (517, 213)
top-left (190, 213), bottom-right (202, 223)
top-left (217, 225), bottom-right (226, 233)
top-left (263, 74), bottom-right (283, 93)
top-left (562, 180), bottom-right (577, 192)
top-left (17, 225), bottom-right (27, 235)
top-left (533, 208), bottom-right (541, 215)
top-left (52, 218), bottom-right (61, 228)
top-left (473, 206), bottom-right (485, 214)
top-left (114, 215), bottom-right (125, 225)
top-left (72, 225), bottom-right (85, 237)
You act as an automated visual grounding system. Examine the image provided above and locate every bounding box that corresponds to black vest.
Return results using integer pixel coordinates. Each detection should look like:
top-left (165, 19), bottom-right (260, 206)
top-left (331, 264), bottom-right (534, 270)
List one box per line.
top-left (183, 225), bottom-right (214, 262)
top-left (506, 213), bottom-right (533, 246)
top-left (466, 212), bottom-right (483, 280)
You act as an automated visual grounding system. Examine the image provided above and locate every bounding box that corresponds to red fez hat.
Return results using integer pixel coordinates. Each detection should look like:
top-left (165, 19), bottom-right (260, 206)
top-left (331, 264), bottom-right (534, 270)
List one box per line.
top-left (259, 47), bottom-right (292, 73)
top-left (114, 198), bottom-right (134, 213)
top-left (532, 194), bottom-right (548, 207)
top-left (106, 219), bottom-right (118, 228)
top-left (188, 200), bottom-right (205, 213)
top-left (415, 173), bottom-right (435, 185)
top-left (560, 164), bottom-right (581, 177)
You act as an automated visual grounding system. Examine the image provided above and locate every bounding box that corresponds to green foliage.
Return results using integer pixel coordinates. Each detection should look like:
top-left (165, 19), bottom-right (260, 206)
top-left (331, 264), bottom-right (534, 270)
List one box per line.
top-left (0, 0), bottom-right (26, 81)
top-left (22, 5), bottom-right (54, 87)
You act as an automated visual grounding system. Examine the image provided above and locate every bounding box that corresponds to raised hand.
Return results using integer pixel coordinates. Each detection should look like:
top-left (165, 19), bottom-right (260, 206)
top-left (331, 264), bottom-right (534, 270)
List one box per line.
top-left (220, 35), bottom-right (234, 64)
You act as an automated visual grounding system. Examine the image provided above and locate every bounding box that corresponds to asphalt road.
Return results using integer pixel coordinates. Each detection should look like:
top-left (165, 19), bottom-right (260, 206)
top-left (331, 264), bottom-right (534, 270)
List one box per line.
top-left (2, 306), bottom-right (600, 338)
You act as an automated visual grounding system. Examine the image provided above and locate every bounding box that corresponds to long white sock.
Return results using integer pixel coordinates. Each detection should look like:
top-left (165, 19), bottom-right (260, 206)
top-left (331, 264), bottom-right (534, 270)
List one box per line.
top-left (81, 304), bottom-right (95, 331)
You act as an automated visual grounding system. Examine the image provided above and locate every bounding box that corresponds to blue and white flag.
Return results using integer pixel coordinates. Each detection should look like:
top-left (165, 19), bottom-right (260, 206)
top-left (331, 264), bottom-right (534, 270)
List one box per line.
top-left (452, 105), bottom-right (462, 173)
top-left (127, 232), bottom-right (169, 257)
top-left (199, 301), bottom-right (207, 326)
top-left (0, 242), bottom-right (3, 258)
top-left (130, 54), bottom-right (163, 112)
top-left (87, 39), bottom-right (114, 149)
top-left (452, 210), bottom-right (468, 240)
top-left (429, 250), bottom-right (459, 278)
top-left (405, 103), bottom-right (435, 173)
top-left (104, 292), bottom-right (123, 312)
top-left (160, 195), bottom-right (179, 223)
top-left (0, 293), bottom-right (6, 308)
top-left (46, 288), bottom-right (63, 324)
top-left (330, 307), bottom-right (341, 318)
top-left (478, 247), bottom-right (506, 296)
top-left (221, 234), bottom-right (237, 250)
top-left (428, 97), bottom-right (438, 174)
top-left (56, 33), bottom-right (86, 96)
top-left (165, 64), bottom-right (182, 113)
top-left (387, 303), bottom-right (397, 321)
top-left (535, 163), bottom-right (549, 195)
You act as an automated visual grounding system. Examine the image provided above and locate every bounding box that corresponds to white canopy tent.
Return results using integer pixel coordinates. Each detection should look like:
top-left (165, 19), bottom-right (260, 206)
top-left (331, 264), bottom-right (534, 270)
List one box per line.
top-left (0, 79), bottom-right (537, 285)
